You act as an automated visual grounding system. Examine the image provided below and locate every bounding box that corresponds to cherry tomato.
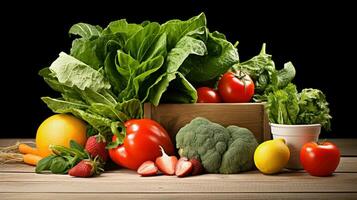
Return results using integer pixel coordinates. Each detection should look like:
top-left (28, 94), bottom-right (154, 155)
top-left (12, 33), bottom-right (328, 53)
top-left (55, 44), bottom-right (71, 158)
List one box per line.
top-left (109, 119), bottom-right (174, 170)
top-left (300, 141), bottom-right (340, 177)
top-left (217, 71), bottom-right (255, 103)
top-left (197, 87), bottom-right (222, 103)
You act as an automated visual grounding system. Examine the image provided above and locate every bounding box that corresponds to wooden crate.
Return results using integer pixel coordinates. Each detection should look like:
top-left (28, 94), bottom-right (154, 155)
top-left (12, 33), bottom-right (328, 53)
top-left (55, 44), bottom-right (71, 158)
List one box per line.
top-left (144, 103), bottom-right (271, 143)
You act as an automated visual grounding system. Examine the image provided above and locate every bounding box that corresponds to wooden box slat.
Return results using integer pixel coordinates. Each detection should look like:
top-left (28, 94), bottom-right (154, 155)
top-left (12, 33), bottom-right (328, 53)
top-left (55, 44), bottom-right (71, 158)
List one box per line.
top-left (144, 103), bottom-right (270, 143)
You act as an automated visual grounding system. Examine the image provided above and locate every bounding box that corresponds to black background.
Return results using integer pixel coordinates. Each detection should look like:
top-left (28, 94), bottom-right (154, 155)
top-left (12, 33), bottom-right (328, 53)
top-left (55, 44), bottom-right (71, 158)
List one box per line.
top-left (1, 1), bottom-right (355, 138)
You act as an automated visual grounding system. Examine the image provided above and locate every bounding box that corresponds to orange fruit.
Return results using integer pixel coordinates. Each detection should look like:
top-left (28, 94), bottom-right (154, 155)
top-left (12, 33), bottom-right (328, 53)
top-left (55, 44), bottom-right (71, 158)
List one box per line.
top-left (36, 114), bottom-right (87, 157)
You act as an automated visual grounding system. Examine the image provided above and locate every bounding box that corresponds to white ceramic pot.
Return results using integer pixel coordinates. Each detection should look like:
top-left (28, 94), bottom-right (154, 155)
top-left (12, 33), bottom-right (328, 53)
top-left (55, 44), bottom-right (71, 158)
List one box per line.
top-left (270, 123), bottom-right (321, 169)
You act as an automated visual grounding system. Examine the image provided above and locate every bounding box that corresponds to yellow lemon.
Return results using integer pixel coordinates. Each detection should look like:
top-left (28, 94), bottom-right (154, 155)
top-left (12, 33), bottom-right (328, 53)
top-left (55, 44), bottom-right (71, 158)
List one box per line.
top-left (36, 114), bottom-right (87, 157)
top-left (254, 138), bottom-right (290, 174)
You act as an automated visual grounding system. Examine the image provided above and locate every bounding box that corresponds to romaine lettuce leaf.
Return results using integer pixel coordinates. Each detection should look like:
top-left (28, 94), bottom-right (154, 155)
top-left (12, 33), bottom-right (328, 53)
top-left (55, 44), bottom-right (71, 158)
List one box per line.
top-left (160, 13), bottom-right (207, 50)
top-left (124, 22), bottom-right (161, 62)
top-left (180, 31), bottom-right (239, 82)
top-left (49, 52), bottom-right (111, 91)
top-left (69, 23), bottom-right (102, 39)
top-left (266, 83), bottom-right (299, 125)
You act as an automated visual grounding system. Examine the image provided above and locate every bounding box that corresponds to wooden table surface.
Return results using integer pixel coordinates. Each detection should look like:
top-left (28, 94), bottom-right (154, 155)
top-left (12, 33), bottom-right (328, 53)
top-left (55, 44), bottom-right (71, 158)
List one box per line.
top-left (1, 138), bottom-right (357, 200)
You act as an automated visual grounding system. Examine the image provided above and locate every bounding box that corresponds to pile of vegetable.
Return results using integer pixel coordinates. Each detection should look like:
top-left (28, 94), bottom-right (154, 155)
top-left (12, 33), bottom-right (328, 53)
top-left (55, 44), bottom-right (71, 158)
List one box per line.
top-left (39, 12), bottom-right (331, 135)
top-left (39, 13), bottom-right (239, 142)
top-left (34, 13), bottom-right (245, 177)
top-left (230, 44), bottom-right (331, 127)
top-left (7, 12), bottom-right (331, 177)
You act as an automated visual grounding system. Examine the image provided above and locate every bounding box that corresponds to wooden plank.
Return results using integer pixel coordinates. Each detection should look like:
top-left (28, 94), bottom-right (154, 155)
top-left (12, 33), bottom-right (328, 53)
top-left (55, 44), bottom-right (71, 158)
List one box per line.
top-left (1, 193), bottom-right (357, 200)
top-left (0, 172), bottom-right (356, 193)
top-left (0, 139), bottom-right (34, 147)
top-left (1, 157), bottom-right (356, 173)
top-left (143, 103), bottom-right (152, 119)
top-left (0, 164), bottom-right (35, 173)
top-left (262, 104), bottom-right (271, 141)
top-left (336, 157), bottom-right (357, 172)
top-left (146, 103), bottom-right (270, 143)
top-left (0, 169), bottom-right (356, 182)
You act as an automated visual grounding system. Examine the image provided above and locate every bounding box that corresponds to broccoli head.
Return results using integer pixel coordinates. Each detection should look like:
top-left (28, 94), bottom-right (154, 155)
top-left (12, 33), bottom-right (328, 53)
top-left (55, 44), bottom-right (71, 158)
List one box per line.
top-left (176, 117), bottom-right (258, 174)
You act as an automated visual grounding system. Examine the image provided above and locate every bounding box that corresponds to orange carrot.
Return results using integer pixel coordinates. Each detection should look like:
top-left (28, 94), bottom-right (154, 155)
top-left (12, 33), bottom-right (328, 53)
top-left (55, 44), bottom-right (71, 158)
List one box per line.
top-left (1, 142), bottom-right (42, 166)
top-left (0, 152), bottom-right (42, 166)
top-left (19, 143), bottom-right (39, 156)
top-left (23, 154), bottom-right (43, 166)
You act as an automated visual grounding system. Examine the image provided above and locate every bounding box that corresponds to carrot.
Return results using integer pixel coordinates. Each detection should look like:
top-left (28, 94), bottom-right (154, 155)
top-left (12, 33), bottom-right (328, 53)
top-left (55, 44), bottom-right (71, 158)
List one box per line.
top-left (0, 153), bottom-right (43, 166)
top-left (19, 143), bottom-right (39, 156)
top-left (1, 141), bottom-right (42, 166)
top-left (23, 154), bottom-right (43, 166)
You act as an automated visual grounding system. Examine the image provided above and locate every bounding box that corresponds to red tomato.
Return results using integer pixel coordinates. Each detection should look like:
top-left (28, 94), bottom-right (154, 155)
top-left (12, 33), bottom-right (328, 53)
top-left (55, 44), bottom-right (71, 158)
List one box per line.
top-left (300, 142), bottom-right (340, 177)
top-left (109, 119), bottom-right (174, 170)
top-left (197, 87), bottom-right (222, 103)
top-left (217, 71), bottom-right (255, 103)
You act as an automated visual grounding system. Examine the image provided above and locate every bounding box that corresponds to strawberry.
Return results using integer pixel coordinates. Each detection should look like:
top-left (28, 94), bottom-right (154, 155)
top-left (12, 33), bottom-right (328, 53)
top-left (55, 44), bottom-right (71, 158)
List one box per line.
top-left (85, 135), bottom-right (108, 162)
top-left (175, 157), bottom-right (193, 177)
top-left (137, 161), bottom-right (158, 176)
top-left (68, 159), bottom-right (103, 177)
top-left (155, 146), bottom-right (178, 175)
top-left (190, 158), bottom-right (204, 176)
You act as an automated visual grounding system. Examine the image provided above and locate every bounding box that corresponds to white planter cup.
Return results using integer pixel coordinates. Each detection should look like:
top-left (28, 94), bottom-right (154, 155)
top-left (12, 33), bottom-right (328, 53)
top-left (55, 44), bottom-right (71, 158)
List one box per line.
top-left (270, 123), bottom-right (321, 169)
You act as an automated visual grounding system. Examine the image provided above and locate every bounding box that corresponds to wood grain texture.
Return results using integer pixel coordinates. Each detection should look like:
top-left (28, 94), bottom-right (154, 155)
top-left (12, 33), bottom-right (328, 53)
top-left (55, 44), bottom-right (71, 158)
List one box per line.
top-left (0, 164), bottom-right (34, 173)
top-left (1, 138), bottom-right (357, 198)
top-left (1, 193), bottom-right (357, 200)
top-left (1, 172), bottom-right (356, 193)
top-left (336, 157), bottom-right (357, 172)
top-left (0, 139), bottom-right (34, 146)
top-left (1, 157), bottom-right (356, 173)
top-left (144, 103), bottom-right (270, 142)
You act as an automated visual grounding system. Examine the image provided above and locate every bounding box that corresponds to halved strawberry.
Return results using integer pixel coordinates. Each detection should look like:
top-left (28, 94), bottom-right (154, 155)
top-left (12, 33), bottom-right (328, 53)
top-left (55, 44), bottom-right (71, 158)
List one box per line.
top-left (175, 157), bottom-right (193, 177)
top-left (137, 161), bottom-right (158, 176)
top-left (155, 146), bottom-right (178, 175)
top-left (190, 158), bottom-right (204, 176)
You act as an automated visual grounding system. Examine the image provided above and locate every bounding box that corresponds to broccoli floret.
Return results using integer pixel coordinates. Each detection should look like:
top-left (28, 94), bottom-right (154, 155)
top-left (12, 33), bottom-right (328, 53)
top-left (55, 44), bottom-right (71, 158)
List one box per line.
top-left (176, 117), bottom-right (258, 174)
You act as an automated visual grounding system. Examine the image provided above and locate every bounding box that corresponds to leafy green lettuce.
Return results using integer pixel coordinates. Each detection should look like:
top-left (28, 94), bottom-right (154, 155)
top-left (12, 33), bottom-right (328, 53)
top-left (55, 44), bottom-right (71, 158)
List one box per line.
top-left (40, 52), bottom-right (142, 140)
top-left (266, 83), bottom-right (331, 129)
top-left (266, 83), bottom-right (300, 125)
top-left (71, 13), bottom-right (238, 106)
top-left (297, 89), bottom-right (331, 130)
top-left (40, 13), bottom-right (240, 139)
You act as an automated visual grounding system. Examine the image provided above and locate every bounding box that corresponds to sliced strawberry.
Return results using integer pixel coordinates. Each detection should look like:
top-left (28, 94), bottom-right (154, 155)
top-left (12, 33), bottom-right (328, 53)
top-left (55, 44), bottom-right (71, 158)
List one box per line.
top-left (155, 146), bottom-right (178, 175)
top-left (69, 159), bottom-right (103, 177)
top-left (137, 161), bottom-right (158, 176)
top-left (85, 135), bottom-right (108, 162)
top-left (175, 157), bottom-right (193, 177)
top-left (190, 158), bottom-right (204, 176)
